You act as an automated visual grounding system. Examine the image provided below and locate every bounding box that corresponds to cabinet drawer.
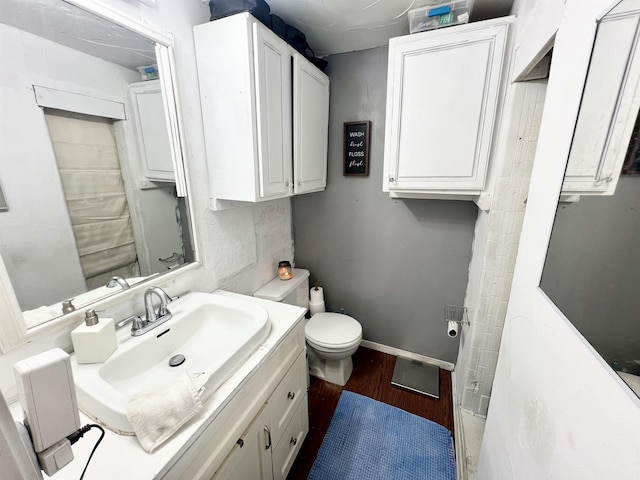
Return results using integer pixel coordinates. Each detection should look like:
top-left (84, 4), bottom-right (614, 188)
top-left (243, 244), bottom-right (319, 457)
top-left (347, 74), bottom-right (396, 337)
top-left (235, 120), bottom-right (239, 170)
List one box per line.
top-left (268, 351), bottom-right (307, 445)
top-left (272, 394), bottom-right (308, 480)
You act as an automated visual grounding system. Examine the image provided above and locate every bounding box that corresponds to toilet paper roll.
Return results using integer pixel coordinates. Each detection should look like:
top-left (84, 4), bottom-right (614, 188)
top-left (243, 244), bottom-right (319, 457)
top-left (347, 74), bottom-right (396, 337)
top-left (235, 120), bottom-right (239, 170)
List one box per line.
top-left (447, 320), bottom-right (459, 338)
top-left (310, 286), bottom-right (324, 304)
top-left (309, 301), bottom-right (326, 315)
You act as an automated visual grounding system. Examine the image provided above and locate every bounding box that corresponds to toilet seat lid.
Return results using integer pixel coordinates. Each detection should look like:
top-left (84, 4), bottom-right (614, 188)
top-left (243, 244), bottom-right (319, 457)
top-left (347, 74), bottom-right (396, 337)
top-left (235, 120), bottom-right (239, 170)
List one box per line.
top-left (306, 312), bottom-right (362, 347)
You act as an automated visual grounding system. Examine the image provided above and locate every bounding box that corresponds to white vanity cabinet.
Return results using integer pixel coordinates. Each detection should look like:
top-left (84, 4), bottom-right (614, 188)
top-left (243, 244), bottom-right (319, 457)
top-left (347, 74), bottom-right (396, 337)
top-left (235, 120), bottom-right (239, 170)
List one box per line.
top-left (383, 18), bottom-right (511, 201)
top-left (129, 80), bottom-right (175, 183)
top-left (561, 2), bottom-right (640, 196)
top-left (212, 352), bottom-right (308, 480)
top-left (194, 13), bottom-right (329, 205)
top-left (163, 315), bottom-right (308, 480)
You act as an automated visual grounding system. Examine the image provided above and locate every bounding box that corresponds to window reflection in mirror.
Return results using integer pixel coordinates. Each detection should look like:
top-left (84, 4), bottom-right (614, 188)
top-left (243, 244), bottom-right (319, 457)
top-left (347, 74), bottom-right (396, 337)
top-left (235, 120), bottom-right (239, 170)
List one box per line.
top-left (0, 0), bottom-right (195, 328)
top-left (540, 110), bottom-right (640, 397)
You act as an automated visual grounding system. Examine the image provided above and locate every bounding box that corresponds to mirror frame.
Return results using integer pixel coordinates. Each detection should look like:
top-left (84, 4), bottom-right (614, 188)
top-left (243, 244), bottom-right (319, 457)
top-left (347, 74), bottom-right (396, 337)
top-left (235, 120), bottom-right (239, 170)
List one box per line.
top-left (0, 0), bottom-right (199, 353)
top-left (535, 0), bottom-right (640, 398)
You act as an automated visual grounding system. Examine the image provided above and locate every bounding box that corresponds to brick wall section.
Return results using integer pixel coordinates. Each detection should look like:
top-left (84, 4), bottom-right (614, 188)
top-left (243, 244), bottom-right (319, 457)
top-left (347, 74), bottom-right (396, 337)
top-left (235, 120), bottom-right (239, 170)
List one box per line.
top-left (456, 81), bottom-right (547, 415)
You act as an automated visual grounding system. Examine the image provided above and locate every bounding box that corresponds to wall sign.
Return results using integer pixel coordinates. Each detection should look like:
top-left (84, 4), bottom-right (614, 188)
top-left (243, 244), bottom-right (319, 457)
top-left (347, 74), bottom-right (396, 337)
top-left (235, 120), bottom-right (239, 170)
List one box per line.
top-left (344, 121), bottom-right (371, 176)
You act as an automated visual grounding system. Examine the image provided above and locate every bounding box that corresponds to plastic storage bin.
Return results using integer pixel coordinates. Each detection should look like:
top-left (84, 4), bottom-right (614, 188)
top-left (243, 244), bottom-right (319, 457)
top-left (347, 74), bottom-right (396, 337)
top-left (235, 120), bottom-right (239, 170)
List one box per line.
top-left (137, 64), bottom-right (159, 81)
top-left (408, 0), bottom-right (473, 33)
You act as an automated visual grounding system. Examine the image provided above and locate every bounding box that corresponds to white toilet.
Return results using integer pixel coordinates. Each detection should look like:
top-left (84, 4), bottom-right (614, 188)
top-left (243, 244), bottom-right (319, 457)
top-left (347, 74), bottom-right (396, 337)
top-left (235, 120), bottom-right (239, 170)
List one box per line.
top-left (254, 268), bottom-right (362, 386)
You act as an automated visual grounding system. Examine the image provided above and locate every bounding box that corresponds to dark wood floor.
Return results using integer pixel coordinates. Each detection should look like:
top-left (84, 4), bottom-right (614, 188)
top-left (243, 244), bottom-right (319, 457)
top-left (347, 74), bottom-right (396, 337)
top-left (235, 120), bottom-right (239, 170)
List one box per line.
top-left (286, 347), bottom-right (454, 480)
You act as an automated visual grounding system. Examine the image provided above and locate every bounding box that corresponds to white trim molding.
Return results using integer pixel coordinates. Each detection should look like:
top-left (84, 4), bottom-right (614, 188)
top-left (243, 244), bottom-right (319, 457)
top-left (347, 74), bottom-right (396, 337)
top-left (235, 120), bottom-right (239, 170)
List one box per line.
top-left (33, 85), bottom-right (126, 119)
top-left (451, 371), bottom-right (467, 480)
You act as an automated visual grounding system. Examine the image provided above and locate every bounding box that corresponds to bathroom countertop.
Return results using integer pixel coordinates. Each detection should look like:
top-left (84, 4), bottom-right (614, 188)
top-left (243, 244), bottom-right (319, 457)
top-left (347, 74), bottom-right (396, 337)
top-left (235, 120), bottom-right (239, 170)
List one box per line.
top-left (10, 290), bottom-right (307, 480)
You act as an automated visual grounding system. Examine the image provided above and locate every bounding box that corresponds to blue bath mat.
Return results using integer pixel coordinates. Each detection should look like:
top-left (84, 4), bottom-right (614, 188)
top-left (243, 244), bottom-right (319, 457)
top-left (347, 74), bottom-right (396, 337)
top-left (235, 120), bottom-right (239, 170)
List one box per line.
top-left (308, 391), bottom-right (456, 480)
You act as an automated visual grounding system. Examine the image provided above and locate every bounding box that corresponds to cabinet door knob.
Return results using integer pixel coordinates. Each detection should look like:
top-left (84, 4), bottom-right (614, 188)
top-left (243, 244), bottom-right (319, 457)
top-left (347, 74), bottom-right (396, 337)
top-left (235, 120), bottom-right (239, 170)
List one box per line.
top-left (236, 438), bottom-right (244, 448)
top-left (389, 177), bottom-right (396, 183)
top-left (285, 180), bottom-right (290, 187)
top-left (287, 391), bottom-right (295, 400)
top-left (290, 436), bottom-right (297, 446)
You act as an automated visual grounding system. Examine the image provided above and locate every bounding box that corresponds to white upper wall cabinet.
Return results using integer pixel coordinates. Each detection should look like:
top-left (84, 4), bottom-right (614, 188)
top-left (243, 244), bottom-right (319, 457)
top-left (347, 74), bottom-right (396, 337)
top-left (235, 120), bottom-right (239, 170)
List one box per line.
top-left (293, 55), bottom-right (330, 195)
top-left (562, 3), bottom-right (640, 196)
top-left (253, 21), bottom-right (293, 199)
top-left (129, 80), bottom-right (175, 183)
top-left (194, 13), bottom-right (329, 206)
top-left (383, 18), bottom-right (511, 200)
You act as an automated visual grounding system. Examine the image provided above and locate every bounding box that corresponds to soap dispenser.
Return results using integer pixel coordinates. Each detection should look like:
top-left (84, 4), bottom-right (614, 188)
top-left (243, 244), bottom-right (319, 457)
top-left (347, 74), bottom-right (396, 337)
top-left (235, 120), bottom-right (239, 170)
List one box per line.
top-left (71, 309), bottom-right (117, 364)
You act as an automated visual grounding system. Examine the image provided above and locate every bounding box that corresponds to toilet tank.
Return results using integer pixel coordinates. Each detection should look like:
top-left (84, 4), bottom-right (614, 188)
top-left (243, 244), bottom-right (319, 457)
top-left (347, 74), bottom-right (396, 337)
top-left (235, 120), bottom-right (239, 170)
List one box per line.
top-left (253, 268), bottom-right (310, 308)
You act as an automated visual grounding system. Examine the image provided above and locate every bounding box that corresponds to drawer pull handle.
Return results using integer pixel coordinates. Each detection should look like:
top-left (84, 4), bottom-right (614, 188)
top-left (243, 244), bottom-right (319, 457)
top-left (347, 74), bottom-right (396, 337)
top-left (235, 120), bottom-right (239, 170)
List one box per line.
top-left (290, 437), bottom-right (298, 446)
top-left (287, 391), bottom-right (295, 400)
top-left (236, 438), bottom-right (244, 448)
top-left (264, 426), bottom-right (272, 450)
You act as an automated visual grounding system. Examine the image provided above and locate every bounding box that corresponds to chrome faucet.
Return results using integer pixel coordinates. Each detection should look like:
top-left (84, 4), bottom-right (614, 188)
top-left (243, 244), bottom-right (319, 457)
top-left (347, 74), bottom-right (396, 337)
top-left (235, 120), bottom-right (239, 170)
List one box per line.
top-left (144, 286), bottom-right (172, 322)
top-left (127, 287), bottom-right (173, 336)
top-left (107, 276), bottom-right (130, 290)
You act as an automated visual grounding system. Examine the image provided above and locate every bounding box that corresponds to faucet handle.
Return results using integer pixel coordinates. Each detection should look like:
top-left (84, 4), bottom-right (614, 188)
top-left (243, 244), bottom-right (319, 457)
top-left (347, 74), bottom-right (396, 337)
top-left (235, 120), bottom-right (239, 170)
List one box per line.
top-left (157, 304), bottom-right (171, 317)
top-left (61, 299), bottom-right (76, 314)
top-left (131, 316), bottom-right (146, 333)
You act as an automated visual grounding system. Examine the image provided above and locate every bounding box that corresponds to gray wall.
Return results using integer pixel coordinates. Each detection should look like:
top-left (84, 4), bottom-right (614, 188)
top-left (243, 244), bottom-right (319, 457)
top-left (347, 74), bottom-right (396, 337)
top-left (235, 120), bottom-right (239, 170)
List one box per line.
top-left (292, 47), bottom-right (478, 363)
top-left (541, 176), bottom-right (640, 374)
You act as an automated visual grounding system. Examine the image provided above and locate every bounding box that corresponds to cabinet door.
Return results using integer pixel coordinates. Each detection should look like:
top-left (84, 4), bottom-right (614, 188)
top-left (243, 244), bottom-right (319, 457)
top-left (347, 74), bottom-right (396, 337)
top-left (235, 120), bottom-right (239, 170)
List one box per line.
top-left (253, 22), bottom-right (293, 199)
top-left (293, 54), bottom-right (329, 195)
top-left (562, 4), bottom-right (640, 195)
top-left (211, 405), bottom-right (273, 480)
top-left (384, 20), bottom-right (509, 193)
top-left (130, 80), bottom-right (175, 182)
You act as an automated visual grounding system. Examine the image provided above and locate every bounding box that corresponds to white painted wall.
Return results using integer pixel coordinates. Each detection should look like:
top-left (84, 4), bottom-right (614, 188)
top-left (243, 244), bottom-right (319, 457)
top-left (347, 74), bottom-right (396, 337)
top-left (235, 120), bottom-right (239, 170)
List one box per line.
top-left (478, 1), bottom-right (640, 478)
top-left (0, 0), bottom-right (294, 399)
top-left (510, 0), bottom-right (564, 80)
top-left (0, 22), bottom-right (140, 310)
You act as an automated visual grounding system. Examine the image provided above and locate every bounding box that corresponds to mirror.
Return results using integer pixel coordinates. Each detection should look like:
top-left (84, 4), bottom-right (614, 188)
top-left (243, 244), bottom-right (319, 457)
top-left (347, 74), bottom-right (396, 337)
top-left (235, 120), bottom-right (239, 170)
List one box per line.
top-left (540, 0), bottom-right (640, 397)
top-left (0, 0), bottom-right (195, 329)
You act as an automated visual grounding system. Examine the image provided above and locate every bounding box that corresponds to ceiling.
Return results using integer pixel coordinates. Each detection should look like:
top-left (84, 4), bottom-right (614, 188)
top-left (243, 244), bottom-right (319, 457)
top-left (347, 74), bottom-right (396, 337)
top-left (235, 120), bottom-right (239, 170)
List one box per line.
top-left (0, 0), bottom-right (514, 67)
top-left (267, 0), bottom-right (514, 57)
top-left (0, 0), bottom-right (156, 70)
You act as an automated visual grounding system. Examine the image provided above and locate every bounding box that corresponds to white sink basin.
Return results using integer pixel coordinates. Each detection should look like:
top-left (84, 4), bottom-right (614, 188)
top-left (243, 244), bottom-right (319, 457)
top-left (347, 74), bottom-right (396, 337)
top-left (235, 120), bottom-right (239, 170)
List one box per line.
top-left (72, 291), bottom-right (271, 433)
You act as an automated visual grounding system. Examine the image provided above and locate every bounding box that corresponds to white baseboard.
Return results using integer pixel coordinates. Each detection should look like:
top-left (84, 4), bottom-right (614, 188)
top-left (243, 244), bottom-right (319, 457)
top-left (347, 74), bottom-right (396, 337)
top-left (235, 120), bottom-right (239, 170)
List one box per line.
top-left (451, 371), bottom-right (467, 480)
top-left (359, 340), bottom-right (455, 371)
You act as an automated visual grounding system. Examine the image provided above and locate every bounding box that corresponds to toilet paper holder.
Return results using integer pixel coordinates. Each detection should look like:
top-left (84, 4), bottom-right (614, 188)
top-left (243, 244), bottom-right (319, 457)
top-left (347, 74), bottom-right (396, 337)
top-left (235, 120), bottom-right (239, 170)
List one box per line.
top-left (444, 305), bottom-right (470, 325)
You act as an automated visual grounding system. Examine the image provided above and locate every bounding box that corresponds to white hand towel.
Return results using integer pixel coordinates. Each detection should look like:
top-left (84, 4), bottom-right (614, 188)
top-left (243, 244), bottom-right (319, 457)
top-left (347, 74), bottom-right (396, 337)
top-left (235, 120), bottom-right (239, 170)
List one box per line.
top-left (126, 373), bottom-right (203, 452)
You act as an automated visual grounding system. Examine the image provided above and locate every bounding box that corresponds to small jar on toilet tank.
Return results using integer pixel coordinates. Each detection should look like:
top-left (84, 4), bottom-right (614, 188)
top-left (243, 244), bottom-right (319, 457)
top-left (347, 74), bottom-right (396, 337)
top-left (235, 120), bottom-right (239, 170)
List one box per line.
top-left (278, 261), bottom-right (293, 280)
